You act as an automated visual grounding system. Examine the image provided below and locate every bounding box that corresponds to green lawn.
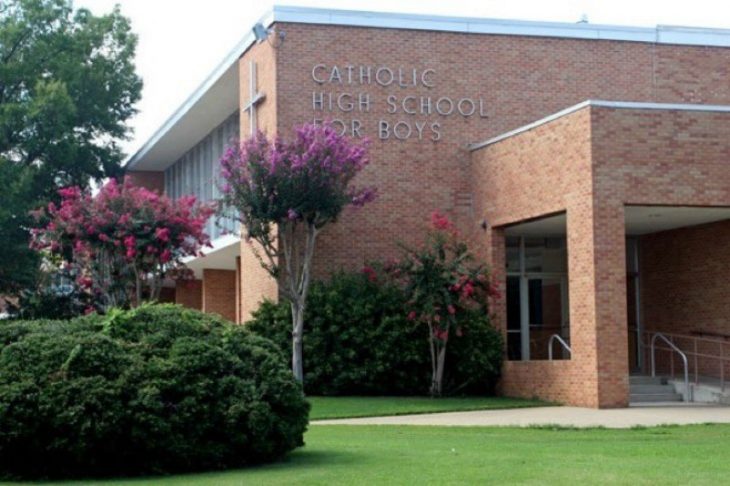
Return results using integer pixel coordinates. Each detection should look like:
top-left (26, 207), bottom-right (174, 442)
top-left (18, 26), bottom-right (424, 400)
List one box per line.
top-left (308, 396), bottom-right (548, 420)
top-left (29, 424), bottom-right (730, 485)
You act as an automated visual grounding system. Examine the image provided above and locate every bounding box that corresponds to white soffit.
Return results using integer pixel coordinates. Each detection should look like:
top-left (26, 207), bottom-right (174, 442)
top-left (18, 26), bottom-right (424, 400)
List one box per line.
top-left (625, 206), bottom-right (730, 235)
top-left (502, 206), bottom-right (730, 237)
top-left (125, 6), bottom-right (730, 172)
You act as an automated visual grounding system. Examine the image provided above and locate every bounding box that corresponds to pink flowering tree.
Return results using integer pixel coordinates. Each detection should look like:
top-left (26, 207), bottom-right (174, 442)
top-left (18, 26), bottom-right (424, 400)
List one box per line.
top-left (219, 123), bottom-right (375, 383)
top-left (31, 177), bottom-right (213, 311)
top-left (389, 211), bottom-right (498, 397)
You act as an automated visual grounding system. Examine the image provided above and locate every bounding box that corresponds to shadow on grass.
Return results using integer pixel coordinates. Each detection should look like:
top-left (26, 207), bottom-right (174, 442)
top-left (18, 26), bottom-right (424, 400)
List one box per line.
top-left (256, 448), bottom-right (359, 469)
top-left (36, 449), bottom-right (360, 485)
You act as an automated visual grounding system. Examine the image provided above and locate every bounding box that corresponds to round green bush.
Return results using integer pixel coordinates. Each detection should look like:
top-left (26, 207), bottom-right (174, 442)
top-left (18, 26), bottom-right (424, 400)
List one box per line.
top-left (0, 304), bottom-right (309, 480)
top-left (247, 272), bottom-right (502, 396)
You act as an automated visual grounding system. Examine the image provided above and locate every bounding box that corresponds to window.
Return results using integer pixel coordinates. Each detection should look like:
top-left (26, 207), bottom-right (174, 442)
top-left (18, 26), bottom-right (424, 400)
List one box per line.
top-left (506, 236), bottom-right (570, 361)
top-left (164, 112), bottom-right (240, 240)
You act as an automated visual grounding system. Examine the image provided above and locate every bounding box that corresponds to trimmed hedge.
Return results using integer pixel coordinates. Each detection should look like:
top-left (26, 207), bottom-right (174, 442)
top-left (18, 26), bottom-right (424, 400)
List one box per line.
top-left (247, 272), bottom-right (502, 396)
top-left (0, 304), bottom-right (309, 480)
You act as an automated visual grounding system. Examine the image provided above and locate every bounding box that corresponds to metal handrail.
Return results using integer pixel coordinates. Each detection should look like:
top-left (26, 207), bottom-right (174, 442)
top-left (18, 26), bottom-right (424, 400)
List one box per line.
top-left (548, 334), bottom-right (572, 360)
top-left (641, 329), bottom-right (729, 393)
top-left (650, 332), bottom-right (691, 402)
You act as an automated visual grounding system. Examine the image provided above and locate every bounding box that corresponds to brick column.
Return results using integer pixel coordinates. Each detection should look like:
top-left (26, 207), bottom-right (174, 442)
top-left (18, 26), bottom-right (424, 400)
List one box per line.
top-left (175, 279), bottom-right (202, 310)
top-left (488, 227), bottom-right (507, 336)
top-left (567, 201), bottom-right (629, 408)
top-left (202, 269), bottom-right (237, 322)
top-left (239, 239), bottom-right (279, 322)
top-left (235, 257), bottom-right (241, 324)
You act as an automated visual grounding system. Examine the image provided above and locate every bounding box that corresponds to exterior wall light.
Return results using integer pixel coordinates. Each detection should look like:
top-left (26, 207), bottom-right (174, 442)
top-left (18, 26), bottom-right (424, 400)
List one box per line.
top-left (252, 23), bottom-right (286, 47)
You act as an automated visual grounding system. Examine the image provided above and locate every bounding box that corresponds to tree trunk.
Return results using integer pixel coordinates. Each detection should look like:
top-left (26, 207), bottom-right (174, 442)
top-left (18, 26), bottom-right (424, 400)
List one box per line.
top-left (431, 341), bottom-right (448, 397)
top-left (291, 299), bottom-right (305, 384)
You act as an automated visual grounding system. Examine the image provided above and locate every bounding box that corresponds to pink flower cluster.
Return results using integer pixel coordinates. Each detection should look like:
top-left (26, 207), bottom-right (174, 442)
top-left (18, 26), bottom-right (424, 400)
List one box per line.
top-left (361, 265), bottom-right (378, 282)
top-left (218, 122), bottom-right (376, 226)
top-left (390, 210), bottom-right (497, 343)
top-left (31, 177), bottom-right (214, 284)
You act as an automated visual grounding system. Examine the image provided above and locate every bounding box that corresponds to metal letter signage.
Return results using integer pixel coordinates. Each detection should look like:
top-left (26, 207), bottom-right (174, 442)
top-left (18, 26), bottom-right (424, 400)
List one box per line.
top-left (310, 64), bottom-right (488, 142)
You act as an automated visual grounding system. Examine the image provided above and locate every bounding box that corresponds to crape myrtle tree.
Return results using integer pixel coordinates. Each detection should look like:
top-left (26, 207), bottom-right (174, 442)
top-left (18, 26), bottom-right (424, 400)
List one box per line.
top-left (389, 211), bottom-right (499, 397)
top-left (30, 177), bottom-right (214, 311)
top-left (0, 0), bottom-right (142, 293)
top-left (219, 123), bottom-right (375, 383)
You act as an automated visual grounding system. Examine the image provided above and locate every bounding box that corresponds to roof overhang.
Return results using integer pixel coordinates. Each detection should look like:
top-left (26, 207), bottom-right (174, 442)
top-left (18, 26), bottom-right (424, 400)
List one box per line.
top-left (183, 234), bottom-right (241, 279)
top-left (125, 6), bottom-right (730, 172)
top-left (123, 8), bottom-right (274, 172)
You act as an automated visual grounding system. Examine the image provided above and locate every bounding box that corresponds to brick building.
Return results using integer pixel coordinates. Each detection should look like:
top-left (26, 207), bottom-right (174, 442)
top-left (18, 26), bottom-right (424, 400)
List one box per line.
top-left (125, 6), bottom-right (730, 408)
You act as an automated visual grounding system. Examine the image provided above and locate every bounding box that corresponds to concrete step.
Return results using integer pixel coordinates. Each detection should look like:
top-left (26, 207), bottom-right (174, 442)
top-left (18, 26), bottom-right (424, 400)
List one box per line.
top-left (630, 392), bottom-right (683, 402)
top-left (630, 384), bottom-right (676, 394)
top-left (629, 375), bottom-right (667, 386)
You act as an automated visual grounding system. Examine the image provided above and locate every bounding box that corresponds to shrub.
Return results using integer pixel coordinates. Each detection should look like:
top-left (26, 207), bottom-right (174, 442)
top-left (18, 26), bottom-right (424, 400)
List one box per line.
top-left (0, 304), bottom-right (309, 480)
top-left (389, 211), bottom-right (499, 396)
top-left (247, 272), bottom-right (502, 396)
top-left (444, 309), bottom-right (504, 395)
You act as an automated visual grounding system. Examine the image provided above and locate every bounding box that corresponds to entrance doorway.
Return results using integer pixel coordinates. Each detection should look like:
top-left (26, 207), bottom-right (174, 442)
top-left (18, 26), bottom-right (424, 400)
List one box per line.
top-left (506, 233), bottom-right (569, 361)
top-left (623, 205), bottom-right (730, 376)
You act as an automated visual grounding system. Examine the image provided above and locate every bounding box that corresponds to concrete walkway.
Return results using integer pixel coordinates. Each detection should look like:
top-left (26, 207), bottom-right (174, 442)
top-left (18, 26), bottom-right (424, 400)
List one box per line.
top-left (313, 404), bottom-right (730, 428)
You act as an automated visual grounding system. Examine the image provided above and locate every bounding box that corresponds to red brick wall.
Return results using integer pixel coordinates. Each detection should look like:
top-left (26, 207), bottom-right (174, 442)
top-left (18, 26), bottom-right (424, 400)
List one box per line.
top-left (265, 23), bottom-right (730, 288)
top-left (202, 269), bottom-right (236, 322)
top-left (158, 287), bottom-right (175, 303)
top-left (642, 221), bottom-right (730, 336)
top-left (640, 220), bottom-right (730, 379)
top-left (126, 170), bottom-right (164, 193)
top-left (175, 279), bottom-right (202, 310)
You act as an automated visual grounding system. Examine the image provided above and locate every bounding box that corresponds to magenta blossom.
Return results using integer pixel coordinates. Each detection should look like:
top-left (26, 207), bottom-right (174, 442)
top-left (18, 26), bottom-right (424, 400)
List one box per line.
top-left (155, 227), bottom-right (171, 242)
top-left (218, 122), bottom-right (375, 229)
top-left (31, 176), bottom-right (214, 310)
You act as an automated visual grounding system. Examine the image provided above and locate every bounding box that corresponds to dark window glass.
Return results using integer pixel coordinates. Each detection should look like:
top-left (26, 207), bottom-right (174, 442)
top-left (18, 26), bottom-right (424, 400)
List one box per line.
top-left (506, 276), bottom-right (521, 360)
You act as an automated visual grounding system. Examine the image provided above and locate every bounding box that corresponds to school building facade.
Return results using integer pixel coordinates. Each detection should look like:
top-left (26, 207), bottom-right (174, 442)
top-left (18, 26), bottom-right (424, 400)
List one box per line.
top-left (126, 7), bottom-right (730, 408)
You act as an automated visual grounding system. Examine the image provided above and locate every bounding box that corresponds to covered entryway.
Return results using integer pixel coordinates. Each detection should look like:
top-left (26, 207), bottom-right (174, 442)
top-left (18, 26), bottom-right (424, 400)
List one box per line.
top-left (471, 100), bottom-right (730, 408)
top-left (504, 213), bottom-right (570, 363)
top-left (624, 206), bottom-right (730, 404)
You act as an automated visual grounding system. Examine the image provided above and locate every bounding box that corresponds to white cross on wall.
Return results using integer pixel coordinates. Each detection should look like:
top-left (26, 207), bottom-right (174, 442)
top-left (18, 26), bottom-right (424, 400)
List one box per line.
top-left (242, 60), bottom-right (266, 135)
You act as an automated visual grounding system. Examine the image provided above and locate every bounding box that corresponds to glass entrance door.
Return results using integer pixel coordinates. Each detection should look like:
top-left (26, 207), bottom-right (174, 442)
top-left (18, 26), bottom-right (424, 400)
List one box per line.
top-left (506, 236), bottom-right (570, 361)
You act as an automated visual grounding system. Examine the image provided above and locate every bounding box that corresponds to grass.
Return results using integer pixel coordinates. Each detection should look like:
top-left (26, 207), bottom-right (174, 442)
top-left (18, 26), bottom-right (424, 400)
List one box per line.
top-left (307, 395), bottom-right (548, 420)
top-left (28, 424), bottom-right (730, 485)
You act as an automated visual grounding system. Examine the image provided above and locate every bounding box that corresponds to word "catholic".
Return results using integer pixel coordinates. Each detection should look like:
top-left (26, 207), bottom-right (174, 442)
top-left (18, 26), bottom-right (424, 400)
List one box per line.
top-left (312, 64), bottom-right (435, 88)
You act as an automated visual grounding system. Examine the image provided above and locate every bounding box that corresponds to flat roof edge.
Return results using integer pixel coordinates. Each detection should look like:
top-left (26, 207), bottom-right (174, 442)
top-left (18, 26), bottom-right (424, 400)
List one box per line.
top-left (273, 6), bottom-right (730, 46)
top-left (468, 100), bottom-right (730, 151)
